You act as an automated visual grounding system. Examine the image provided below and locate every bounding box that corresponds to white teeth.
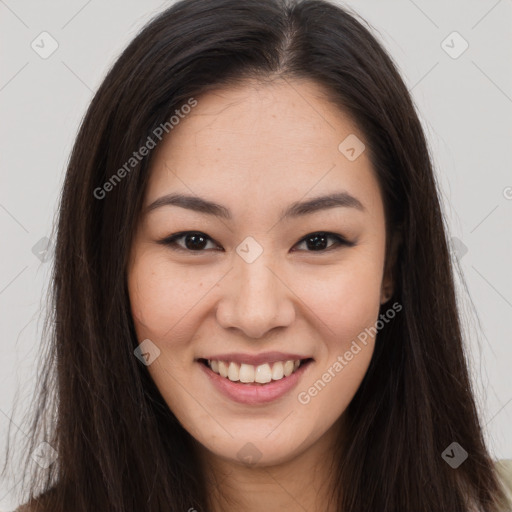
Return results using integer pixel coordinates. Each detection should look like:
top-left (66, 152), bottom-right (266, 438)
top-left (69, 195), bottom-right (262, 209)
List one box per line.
top-left (239, 363), bottom-right (255, 383)
top-left (227, 361), bottom-right (239, 381)
top-left (255, 363), bottom-right (272, 383)
top-left (271, 361), bottom-right (284, 380)
top-left (283, 360), bottom-right (294, 377)
top-left (205, 358), bottom-right (306, 383)
top-left (218, 361), bottom-right (229, 378)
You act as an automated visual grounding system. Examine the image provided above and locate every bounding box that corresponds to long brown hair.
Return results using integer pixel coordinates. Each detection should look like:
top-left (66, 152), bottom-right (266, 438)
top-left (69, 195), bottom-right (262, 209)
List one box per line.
top-left (3, 0), bottom-right (508, 510)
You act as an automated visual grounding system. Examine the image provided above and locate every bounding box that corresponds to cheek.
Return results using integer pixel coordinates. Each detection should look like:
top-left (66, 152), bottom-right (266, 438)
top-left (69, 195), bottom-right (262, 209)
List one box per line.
top-left (128, 251), bottom-right (219, 342)
top-left (296, 264), bottom-right (380, 418)
top-left (128, 252), bottom-right (182, 338)
top-left (296, 251), bottom-right (383, 410)
top-left (303, 255), bottom-right (383, 338)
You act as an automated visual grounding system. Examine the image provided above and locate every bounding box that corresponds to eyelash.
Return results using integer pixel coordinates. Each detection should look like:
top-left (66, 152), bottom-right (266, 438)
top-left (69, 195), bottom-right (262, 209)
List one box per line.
top-left (157, 231), bottom-right (355, 254)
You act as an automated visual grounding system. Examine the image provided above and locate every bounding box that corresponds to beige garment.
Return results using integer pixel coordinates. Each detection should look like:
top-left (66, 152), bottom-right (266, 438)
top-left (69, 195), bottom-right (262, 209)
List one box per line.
top-left (496, 459), bottom-right (512, 512)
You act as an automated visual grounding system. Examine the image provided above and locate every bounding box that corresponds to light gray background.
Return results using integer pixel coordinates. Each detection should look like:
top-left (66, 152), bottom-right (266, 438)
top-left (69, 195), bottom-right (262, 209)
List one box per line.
top-left (1, 0), bottom-right (511, 509)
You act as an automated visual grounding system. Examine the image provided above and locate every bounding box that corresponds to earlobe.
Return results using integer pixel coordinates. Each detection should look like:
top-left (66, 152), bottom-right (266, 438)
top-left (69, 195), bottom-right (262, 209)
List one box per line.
top-left (380, 263), bottom-right (394, 304)
top-left (380, 289), bottom-right (392, 304)
top-left (380, 228), bottom-right (402, 304)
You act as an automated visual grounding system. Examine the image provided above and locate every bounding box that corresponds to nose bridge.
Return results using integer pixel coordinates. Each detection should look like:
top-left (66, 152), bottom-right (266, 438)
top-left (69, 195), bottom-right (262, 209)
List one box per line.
top-left (238, 253), bottom-right (278, 304)
top-left (216, 238), bottom-right (294, 338)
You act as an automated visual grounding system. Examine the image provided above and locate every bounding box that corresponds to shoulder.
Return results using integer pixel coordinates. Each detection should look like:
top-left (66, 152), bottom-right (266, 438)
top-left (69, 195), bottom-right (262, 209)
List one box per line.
top-left (13, 499), bottom-right (52, 512)
top-left (12, 487), bottom-right (57, 512)
top-left (13, 502), bottom-right (46, 512)
top-left (13, 503), bottom-right (39, 512)
top-left (14, 506), bottom-right (30, 512)
top-left (495, 459), bottom-right (512, 511)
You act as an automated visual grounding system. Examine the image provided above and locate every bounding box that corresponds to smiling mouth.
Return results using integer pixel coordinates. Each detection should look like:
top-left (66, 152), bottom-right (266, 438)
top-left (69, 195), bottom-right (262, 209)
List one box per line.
top-left (198, 358), bottom-right (314, 385)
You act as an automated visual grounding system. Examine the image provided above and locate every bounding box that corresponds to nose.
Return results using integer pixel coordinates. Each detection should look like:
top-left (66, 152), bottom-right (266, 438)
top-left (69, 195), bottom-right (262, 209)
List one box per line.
top-left (215, 252), bottom-right (296, 339)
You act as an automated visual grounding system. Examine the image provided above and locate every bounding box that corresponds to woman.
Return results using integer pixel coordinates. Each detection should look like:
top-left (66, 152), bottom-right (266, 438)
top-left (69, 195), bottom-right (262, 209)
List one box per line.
top-left (4, 0), bottom-right (511, 510)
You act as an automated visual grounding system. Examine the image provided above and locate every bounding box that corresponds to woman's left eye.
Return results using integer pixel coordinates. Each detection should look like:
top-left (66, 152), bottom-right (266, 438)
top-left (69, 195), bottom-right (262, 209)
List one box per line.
top-left (293, 232), bottom-right (355, 252)
top-left (158, 231), bottom-right (355, 254)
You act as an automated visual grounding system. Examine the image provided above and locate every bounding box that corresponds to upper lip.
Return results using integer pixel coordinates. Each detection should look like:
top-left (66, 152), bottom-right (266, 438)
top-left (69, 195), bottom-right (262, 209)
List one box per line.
top-left (198, 352), bottom-right (313, 366)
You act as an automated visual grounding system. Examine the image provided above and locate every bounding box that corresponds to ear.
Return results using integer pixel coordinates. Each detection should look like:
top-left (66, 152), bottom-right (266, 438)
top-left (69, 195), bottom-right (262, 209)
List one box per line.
top-left (380, 229), bottom-right (402, 305)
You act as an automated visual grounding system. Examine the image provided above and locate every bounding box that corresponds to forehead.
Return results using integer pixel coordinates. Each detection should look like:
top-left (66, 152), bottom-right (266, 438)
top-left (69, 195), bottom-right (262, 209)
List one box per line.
top-left (144, 79), bottom-right (382, 219)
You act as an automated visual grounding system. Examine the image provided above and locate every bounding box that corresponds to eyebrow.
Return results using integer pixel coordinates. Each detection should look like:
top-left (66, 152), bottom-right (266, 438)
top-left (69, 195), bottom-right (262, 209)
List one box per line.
top-left (144, 191), bottom-right (365, 220)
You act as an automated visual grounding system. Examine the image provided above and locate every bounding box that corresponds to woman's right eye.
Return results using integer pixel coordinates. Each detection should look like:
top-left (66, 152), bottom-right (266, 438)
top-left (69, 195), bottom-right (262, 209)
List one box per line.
top-left (157, 231), bottom-right (221, 252)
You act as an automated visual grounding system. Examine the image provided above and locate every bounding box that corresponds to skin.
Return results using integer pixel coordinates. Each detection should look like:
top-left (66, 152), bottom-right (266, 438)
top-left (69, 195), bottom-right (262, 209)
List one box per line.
top-left (127, 78), bottom-right (395, 512)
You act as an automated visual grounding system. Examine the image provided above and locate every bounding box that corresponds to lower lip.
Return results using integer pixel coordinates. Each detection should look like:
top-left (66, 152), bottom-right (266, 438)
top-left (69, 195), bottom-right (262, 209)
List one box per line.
top-left (197, 359), bottom-right (313, 405)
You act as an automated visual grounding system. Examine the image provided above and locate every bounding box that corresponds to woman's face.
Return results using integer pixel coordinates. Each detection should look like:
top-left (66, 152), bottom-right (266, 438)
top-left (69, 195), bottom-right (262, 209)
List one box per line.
top-left (128, 78), bottom-right (392, 467)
